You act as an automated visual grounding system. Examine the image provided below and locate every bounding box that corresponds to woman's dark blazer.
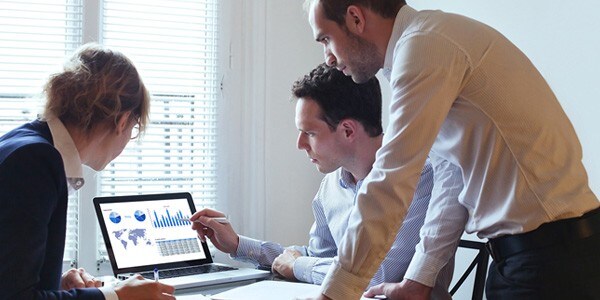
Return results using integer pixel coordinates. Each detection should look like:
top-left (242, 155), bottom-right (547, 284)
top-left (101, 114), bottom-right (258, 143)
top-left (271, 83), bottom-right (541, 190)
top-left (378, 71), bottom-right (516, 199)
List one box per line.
top-left (0, 120), bottom-right (103, 299)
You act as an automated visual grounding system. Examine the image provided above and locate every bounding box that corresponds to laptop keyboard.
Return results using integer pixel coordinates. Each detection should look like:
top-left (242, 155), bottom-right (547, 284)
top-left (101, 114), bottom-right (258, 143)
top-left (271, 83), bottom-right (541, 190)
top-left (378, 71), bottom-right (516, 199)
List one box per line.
top-left (140, 265), bottom-right (237, 280)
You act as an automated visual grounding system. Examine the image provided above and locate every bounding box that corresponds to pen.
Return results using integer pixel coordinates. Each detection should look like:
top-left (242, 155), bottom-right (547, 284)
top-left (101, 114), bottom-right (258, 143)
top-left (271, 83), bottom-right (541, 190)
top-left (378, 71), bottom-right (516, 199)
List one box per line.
top-left (153, 268), bottom-right (159, 282)
top-left (176, 217), bottom-right (229, 224)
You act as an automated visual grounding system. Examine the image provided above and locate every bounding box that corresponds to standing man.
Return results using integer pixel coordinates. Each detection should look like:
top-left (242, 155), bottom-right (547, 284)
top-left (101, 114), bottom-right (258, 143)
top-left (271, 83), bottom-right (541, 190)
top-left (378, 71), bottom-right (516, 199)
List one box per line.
top-left (191, 63), bottom-right (461, 299)
top-left (304, 0), bottom-right (600, 299)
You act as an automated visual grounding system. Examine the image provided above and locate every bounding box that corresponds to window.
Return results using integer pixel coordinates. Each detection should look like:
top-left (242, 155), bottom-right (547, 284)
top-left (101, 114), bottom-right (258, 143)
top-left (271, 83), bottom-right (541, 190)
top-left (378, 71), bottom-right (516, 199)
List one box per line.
top-left (97, 0), bottom-right (220, 268)
top-left (100, 0), bottom-right (219, 201)
top-left (0, 0), bottom-right (83, 267)
top-left (0, 0), bottom-right (220, 272)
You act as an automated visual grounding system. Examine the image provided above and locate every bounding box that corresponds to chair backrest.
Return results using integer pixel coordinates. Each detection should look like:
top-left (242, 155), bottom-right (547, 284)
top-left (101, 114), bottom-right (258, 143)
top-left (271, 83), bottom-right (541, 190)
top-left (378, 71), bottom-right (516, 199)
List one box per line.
top-left (450, 240), bottom-right (490, 300)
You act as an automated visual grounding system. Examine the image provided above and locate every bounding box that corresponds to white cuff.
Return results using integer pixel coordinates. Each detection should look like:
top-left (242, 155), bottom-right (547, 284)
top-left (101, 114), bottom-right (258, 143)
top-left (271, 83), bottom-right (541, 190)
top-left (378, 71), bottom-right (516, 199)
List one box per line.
top-left (293, 256), bottom-right (319, 283)
top-left (320, 259), bottom-right (371, 300)
top-left (233, 235), bottom-right (262, 260)
top-left (404, 251), bottom-right (447, 287)
top-left (99, 286), bottom-right (119, 300)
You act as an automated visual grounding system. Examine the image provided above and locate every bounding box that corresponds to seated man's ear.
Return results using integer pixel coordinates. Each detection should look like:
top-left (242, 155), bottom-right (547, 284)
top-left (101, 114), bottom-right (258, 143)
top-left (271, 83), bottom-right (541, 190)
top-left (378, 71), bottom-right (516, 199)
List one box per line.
top-left (339, 119), bottom-right (358, 139)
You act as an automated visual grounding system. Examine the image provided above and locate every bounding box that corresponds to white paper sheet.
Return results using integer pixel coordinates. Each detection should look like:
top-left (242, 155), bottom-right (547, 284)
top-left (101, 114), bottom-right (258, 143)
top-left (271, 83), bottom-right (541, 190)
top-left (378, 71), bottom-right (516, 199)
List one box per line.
top-left (209, 280), bottom-right (321, 300)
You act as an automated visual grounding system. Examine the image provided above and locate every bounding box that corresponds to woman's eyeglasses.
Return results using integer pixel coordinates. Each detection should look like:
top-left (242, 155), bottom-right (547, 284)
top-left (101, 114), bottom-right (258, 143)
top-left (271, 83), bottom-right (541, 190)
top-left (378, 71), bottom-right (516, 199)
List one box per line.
top-left (130, 122), bottom-right (140, 140)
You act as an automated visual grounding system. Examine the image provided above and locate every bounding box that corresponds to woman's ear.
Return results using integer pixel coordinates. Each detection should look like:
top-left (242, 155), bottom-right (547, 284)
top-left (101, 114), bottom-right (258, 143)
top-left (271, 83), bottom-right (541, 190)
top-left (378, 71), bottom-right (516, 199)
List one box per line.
top-left (116, 111), bottom-right (133, 135)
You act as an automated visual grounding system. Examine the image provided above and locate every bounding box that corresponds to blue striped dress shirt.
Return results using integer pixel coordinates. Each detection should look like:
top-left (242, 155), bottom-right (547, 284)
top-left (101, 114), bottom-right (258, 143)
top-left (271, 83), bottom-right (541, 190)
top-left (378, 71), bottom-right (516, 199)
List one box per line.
top-left (233, 160), bottom-right (455, 299)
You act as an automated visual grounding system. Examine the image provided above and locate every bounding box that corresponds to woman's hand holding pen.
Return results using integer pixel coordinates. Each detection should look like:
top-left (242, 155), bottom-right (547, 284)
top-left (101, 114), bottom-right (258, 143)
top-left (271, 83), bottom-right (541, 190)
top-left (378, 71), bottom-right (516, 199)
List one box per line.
top-left (190, 208), bottom-right (240, 254)
top-left (60, 269), bottom-right (175, 300)
top-left (114, 275), bottom-right (175, 300)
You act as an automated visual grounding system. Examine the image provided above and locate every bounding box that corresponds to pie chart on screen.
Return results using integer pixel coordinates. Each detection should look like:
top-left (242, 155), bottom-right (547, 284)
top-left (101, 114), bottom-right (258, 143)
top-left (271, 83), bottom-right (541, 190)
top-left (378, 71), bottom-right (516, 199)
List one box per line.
top-left (109, 212), bottom-right (121, 224)
top-left (134, 210), bottom-right (146, 222)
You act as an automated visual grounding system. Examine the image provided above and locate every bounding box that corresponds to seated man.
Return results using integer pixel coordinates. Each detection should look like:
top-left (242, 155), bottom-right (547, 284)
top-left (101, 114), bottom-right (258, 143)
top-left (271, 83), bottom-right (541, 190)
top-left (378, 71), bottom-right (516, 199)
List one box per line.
top-left (191, 64), bottom-right (460, 299)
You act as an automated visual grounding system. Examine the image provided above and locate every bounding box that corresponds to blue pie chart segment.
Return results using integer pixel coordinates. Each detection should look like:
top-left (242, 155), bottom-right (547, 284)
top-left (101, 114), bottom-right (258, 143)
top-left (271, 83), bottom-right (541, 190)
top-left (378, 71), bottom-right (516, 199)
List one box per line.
top-left (109, 212), bottom-right (121, 224)
top-left (134, 210), bottom-right (146, 222)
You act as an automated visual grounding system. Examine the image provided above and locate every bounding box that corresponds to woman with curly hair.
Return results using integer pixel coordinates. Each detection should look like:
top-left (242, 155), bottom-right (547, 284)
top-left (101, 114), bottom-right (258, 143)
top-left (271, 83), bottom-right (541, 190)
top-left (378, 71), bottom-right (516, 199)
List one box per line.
top-left (0, 43), bottom-right (174, 300)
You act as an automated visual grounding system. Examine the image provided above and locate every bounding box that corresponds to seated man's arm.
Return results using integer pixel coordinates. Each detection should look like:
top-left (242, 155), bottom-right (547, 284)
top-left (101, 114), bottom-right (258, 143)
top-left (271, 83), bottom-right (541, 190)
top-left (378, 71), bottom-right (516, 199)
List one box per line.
top-left (365, 161), bottom-right (435, 287)
top-left (365, 158), bottom-right (467, 300)
top-left (233, 236), bottom-right (289, 267)
top-left (191, 208), bottom-right (300, 268)
top-left (405, 158), bottom-right (468, 289)
top-left (282, 197), bottom-right (339, 283)
top-left (292, 255), bottom-right (334, 284)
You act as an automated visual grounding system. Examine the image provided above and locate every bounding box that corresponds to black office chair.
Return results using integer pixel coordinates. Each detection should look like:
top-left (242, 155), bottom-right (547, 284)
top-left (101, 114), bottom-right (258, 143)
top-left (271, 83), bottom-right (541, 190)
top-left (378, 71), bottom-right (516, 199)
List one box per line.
top-left (450, 239), bottom-right (490, 300)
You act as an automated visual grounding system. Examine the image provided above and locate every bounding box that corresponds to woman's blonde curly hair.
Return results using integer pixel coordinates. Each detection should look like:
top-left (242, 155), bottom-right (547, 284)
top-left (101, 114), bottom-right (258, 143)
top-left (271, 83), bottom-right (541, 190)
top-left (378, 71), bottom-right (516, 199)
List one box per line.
top-left (43, 43), bottom-right (149, 137)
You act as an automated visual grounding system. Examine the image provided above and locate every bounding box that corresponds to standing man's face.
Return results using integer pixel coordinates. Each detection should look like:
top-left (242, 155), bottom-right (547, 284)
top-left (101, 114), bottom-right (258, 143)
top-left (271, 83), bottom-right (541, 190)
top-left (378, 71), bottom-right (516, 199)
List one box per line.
top-left (295, 98), bottom-right (347, 174)
top-left (308, 1), bottom-right (381, 83)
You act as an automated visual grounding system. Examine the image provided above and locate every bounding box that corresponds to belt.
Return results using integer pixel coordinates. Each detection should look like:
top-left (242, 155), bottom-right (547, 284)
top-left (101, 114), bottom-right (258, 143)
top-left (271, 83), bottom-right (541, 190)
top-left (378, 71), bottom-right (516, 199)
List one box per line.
top-left (486, 207), bottom-right (600, 262)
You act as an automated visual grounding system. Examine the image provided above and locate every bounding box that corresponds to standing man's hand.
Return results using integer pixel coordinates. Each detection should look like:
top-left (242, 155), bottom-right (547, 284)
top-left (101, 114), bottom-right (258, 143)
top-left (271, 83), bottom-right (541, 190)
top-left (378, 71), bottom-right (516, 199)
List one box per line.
top-left (364, 279), bottom-right (431, 300)
top-left (272, 249), bottom-right (302, 280)
top-left (190, 208), bottom-right (239, 254)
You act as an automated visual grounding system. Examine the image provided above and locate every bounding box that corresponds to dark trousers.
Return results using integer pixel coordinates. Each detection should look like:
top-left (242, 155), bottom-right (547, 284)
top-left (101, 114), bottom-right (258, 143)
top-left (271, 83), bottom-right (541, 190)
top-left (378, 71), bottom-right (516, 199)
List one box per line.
top-left (485, 232), bottom-right (600, 300)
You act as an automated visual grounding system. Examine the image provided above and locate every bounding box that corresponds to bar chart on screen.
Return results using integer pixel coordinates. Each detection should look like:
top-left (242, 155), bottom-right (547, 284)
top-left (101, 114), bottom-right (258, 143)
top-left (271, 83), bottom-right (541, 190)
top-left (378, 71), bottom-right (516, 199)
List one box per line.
top-left (151, 209), bottom-right (192, 228)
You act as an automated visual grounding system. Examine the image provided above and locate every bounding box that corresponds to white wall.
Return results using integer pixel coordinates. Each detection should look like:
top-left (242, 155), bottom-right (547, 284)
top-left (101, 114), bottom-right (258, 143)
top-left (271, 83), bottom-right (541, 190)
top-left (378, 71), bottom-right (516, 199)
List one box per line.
top-left (263, 2), bottom-right (325, 245)
top-left (218, 0), bottom-right (322, 246)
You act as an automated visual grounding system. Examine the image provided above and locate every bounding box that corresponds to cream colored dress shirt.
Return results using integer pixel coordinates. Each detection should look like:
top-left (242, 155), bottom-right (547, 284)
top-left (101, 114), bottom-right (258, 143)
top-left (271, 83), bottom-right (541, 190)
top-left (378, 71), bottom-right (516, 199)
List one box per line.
top-left (46, 116), bottom-right (119, 300)
top-left (46, 117), bottom-right (85, 193)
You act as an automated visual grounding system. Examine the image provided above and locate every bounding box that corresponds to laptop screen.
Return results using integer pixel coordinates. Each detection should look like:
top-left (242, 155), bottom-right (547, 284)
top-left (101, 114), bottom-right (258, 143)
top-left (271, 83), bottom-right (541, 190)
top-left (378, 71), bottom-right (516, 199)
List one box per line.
top-left (94, 192), bottom-right (212, 274)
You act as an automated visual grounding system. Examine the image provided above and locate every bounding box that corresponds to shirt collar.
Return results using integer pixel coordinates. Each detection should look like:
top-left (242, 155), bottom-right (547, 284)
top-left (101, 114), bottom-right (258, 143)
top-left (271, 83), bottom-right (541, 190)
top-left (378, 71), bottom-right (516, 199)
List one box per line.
top-left (382, 5), bottom-right (418, 81)
top-left (46, 116), bottom-right (85, 191)
top-left (339, 168), bottom-right (363, 192)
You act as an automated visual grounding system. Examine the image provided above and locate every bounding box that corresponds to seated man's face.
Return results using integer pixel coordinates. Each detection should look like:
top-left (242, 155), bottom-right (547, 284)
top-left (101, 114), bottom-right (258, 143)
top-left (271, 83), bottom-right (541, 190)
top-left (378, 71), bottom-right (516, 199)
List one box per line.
top-left (295, 97), bottom-right (348, 174)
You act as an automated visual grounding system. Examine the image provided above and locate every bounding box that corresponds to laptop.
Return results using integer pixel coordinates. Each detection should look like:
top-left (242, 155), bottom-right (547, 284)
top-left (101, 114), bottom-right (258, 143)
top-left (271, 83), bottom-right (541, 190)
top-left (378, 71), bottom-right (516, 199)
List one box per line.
top-left (93, 192), bottom-right (271, 290)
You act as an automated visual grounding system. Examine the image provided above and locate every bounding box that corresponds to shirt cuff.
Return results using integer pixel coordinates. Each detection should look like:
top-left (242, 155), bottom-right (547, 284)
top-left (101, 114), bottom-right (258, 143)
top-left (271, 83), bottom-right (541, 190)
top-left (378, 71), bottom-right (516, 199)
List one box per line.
top-left (293, 256), bottom-right (319, 283)
top-left (320, 260), bottom-right (371, 300)
top-left (404, 250), bottom-right (447, 287)
top-left (232, 235), bottom-right (263, 261)
top-left (99, 286), bottom-right (119, 300)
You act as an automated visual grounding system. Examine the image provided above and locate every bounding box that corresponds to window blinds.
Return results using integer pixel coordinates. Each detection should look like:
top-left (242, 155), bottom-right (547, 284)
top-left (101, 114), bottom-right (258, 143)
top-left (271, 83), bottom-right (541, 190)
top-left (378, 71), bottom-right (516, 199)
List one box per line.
top-left (97, 1), bottom-right (220, 260)
top-left (100, 0), bottom-right (219, 207)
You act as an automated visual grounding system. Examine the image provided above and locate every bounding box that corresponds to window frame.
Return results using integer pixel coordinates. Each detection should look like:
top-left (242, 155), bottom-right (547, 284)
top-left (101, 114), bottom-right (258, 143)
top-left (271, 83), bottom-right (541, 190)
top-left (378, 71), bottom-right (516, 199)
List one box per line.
top-left (0, 0), bottom-right (269, 276)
